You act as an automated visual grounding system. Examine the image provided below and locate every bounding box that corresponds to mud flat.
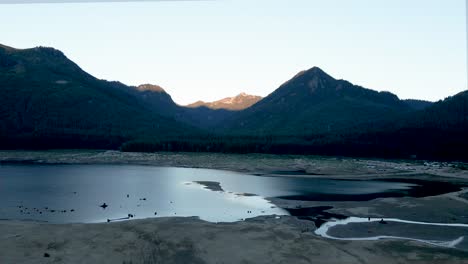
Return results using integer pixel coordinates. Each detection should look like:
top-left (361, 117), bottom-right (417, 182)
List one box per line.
top-left (317, 217), bottom-right (468, 250)
top-left (2, 216), bottom-right (468, 264)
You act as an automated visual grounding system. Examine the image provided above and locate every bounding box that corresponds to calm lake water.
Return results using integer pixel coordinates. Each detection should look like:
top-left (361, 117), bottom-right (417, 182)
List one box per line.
top-left (0, 164), bottom-right (432, 223)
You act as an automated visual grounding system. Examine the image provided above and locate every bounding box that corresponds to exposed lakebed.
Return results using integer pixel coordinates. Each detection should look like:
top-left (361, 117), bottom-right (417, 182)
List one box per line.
top-left (0, 164), bottom-right (463, 224)
top-left (316, 217), bottom-right (468, 251)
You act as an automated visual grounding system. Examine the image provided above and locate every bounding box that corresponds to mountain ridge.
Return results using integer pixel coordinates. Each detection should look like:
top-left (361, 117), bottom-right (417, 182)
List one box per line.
top-left (220, 66), bottom-right (412, 135)
top-left (187, 92), bottom-right (262, 111)
top-left (2, 43), bottom-right (467, 160)
top-left (0, 43), bottom-right (197, 149)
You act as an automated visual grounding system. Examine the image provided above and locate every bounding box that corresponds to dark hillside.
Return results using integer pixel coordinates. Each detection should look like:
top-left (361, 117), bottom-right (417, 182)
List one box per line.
top-left (0, 44), bottom-right (193, 149)
top-left (222, 67), bottom-right (412, 135)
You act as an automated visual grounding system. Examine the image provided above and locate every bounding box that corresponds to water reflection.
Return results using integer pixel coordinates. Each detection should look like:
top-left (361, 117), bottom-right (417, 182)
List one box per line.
top-left (0, 164), bottom-right (449, 223)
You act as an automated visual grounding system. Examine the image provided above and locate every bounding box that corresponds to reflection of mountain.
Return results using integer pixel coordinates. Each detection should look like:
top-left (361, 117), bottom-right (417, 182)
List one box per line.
top-left (1, 43), bottom-right (467, 160)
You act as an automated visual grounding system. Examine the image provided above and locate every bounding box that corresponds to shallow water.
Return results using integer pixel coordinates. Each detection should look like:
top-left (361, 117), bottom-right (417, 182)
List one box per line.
top-left (0, 164), bottom-right (453, 223)
top-left (315, 217), bottom-right (468, 250)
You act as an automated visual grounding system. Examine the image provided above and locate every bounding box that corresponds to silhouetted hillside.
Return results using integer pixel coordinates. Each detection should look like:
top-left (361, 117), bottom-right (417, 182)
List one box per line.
top-left (404, 99), bottom-right (433, 110)
top-left (221, 67), bottom-right (412, 135)
top-left (343, 91), bottom-right (468, 160)
top-left (0, 44), bottom-right (194, 149)
top-left (2, 43), bottom-right (467, 160)
top-left (123, 83), bottom-right (236, 129)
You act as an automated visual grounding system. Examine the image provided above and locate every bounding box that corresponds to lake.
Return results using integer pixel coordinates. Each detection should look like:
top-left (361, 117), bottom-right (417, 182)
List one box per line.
top-left (0, 164), bottom-right (457, 223)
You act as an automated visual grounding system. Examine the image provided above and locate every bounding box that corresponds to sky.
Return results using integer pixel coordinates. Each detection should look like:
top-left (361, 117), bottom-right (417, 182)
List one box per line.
top-left (0, 0), bottom-right (466, 105)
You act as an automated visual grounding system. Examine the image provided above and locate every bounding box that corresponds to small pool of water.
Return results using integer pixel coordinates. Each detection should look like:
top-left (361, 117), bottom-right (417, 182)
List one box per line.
top-left (315, 217), bottom-right (468, 251)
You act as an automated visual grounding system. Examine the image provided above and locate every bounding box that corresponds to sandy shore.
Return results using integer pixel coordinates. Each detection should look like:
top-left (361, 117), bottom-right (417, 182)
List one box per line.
top-left (2, 215), bottom-right (468, 264)
top-left (1, 150), bottom-right (468, 263)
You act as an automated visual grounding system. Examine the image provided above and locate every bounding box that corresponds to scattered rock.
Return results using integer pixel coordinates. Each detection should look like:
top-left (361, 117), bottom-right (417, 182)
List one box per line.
top-left (194, 181), bottom-right (225, 192)
top-left (44, 253), bottom-right (50, 258)
top-left (379, 219), bottom-right (387, 224)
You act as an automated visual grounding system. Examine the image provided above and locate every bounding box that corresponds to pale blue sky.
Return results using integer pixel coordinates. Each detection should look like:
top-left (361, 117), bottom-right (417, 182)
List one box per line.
top-left (0, 0), bottom-right (466, 104)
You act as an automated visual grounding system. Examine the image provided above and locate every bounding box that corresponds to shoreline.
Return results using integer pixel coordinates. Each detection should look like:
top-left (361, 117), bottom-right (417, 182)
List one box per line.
top-left (2, 150), bottom-right (468, 263)
top-left (315, 217), bottom-right (468, 249)
top-left (1, 150), bottom-right (467, 181)
top-left (2, 215), bottom-right (468, 264)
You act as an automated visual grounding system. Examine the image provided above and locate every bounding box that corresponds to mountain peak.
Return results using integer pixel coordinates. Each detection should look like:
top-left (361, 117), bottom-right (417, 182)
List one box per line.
top-left (0, 44), bottom-right (67, 60)
top-left (136, 84), bottom-right (166, 93)
top-left (31, 46), bottom-right (67, 59)
top-left (0, 43), bottom-right (15, 51)
top-left (303, 66), bottom-right (333, 79)
top-left (291, 67), bottom-right (328, 78)
top-left (308, 66), bottom-right (325, 73)
top-left (187, 93), bottom-right (262, 111)
top-left (280, 66), bottom-right (335, 91)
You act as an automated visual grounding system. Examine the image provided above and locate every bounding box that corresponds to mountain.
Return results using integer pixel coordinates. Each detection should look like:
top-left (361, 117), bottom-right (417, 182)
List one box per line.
top-left (221, 67), bottom-right (412, 135)
top-left (2, 43), bottom-right (467, 160)
top-left (187, 93), bottom-right (262, 111)
top-left (119, 83), bottom-right (236, 129)
top-left (0, 44), bottom-right (194, 149)
top-left (136, 84), bottom-right (166, 93)
top-left (347, 90), bottom-right (468, 160)
top-left (417, 90), bottom-right (468, 127)
top-left (403, 99), bottom-right (433, 110)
